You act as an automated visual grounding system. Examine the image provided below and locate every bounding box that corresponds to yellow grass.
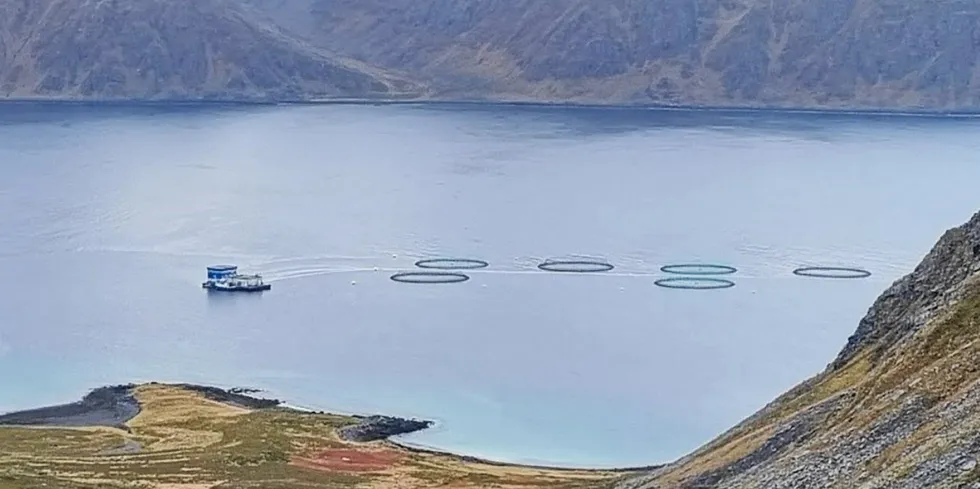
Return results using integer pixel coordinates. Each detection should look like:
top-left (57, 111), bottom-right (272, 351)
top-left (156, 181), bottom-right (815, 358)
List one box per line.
top-left (1, 384), bottom-right (625, 489)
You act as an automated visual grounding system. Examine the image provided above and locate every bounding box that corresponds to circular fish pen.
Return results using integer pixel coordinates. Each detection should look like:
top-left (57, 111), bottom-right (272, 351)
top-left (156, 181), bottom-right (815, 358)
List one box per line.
top-left (792, 267), bottom-right (872, 279)
top-left (390, 271), bottom-right (471, 284)
top-left (660, 264), bottom-right (738, 276)
top-left (415, 258), bottom-right (490, 270)
top-left (655, 277), bottom-right (736, 290)
top-left (537, 260), bottom-right (615, 273)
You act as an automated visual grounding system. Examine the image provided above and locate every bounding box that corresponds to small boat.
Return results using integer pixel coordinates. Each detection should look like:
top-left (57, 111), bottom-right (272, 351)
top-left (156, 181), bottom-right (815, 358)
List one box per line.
top-left (202, 265), bottom-right (271, 292)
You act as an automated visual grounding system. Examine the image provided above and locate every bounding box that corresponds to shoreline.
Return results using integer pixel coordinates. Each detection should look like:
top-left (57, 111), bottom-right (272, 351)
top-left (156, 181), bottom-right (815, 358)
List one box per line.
top-left (387, 438), bottom-right (661, 473)
top-left (0, 382), bottom-right (654, 474)
top-left (2, 96), bottom-right (980, 118)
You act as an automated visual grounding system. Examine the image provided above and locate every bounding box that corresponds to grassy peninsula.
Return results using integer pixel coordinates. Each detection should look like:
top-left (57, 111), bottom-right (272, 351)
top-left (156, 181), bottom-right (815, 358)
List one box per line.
top-left (0, 384), bottom-right (626, 489)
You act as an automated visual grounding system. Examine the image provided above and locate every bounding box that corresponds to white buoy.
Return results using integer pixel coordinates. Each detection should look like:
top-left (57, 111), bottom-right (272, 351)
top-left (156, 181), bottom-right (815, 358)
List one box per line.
top-left (373, 267), bottom-right (379, 272)
top-left (392, 253), bottom-right (398, 259)
top-left (351, 280), bottom-right (357, 286)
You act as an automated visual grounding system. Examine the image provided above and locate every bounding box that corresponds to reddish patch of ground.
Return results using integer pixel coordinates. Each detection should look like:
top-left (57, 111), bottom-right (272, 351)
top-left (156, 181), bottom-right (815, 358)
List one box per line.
top-left (291, 448), bottom-right (404, 473)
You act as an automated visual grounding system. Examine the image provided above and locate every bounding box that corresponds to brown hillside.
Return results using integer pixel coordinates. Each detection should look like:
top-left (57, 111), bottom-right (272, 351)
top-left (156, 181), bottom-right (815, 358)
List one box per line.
top-left (615, 211), bottom-right (980, 488)
top-left (249, 0), bottom-right (980, 109)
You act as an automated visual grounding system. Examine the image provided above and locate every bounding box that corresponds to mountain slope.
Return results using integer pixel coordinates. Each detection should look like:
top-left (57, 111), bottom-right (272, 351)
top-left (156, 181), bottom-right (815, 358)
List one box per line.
top-left (247, 0), bottom-right (980, 109)
top-left (0, 0), bottom-right (417, 101)
top-left (613, 211), bottom-right (980, 488)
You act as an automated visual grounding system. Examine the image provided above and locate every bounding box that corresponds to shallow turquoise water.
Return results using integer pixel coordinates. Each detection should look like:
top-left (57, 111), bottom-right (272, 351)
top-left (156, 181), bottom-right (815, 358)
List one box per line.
top-left (1, 103), bottom-right (979, 467)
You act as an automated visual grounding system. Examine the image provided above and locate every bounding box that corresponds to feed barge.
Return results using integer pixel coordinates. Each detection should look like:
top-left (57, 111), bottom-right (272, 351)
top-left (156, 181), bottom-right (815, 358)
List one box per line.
top-left (202, 265), bottom-right (271, 292)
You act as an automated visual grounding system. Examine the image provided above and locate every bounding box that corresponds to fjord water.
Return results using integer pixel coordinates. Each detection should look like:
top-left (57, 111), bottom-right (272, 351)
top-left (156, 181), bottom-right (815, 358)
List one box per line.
top-left (1, 103), bottom-right (979, 467)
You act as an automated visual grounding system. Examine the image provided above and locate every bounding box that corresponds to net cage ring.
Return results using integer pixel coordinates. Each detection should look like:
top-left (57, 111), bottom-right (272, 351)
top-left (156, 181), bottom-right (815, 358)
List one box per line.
top-left (792, 267), bottom-right (871, 279)
top-left (537, 260), bottom-right (615, 273)
top-left (415, 258), bottom-right (490, 270)
top-left (660, 264), bottom-right (738, 276)
top-left (655, 277), bottom-right (736, 290)
top-left (390, 271), bottom-right (471, 284)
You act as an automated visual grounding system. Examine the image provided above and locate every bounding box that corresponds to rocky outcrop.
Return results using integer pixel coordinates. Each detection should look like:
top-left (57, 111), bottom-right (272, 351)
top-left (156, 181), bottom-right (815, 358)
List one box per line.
top-left (0, 384), bottom-right (139, 428)
top-left (0, 0), bottom-right (416, 101)
top-left (0, 384), bottom-right (286, 429)
top-left (338, 415), bottom-right (434, 442)
top-left (175, 384), bottom-right (282, 410)
top-left (833, 212), bottom-right (980, 369)
top-left (246, 0), bottom-right (980, 110)
top-left (6, 0), bottom-right (980, 108)
top-left (613, 209), bottom-right (980, 488)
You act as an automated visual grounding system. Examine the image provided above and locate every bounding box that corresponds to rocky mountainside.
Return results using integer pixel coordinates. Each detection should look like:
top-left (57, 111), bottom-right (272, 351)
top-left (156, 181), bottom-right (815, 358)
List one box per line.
top-left (611, 211), bottom-right (980, 488)
top-left (248, 0), bottom-right (980, 109)
top-left (6, 0), bottom-right (980, 108)
top-left (0, 0), bottom-right (415, 100)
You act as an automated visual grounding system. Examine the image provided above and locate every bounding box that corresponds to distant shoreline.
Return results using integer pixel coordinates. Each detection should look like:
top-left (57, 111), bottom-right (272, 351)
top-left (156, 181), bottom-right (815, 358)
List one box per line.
top-left (0, 383), bottom-right (656, 473)
top-left (2, 96), bottom-right (980, 118)
top-left (387, 438), bottom-right (661, 473)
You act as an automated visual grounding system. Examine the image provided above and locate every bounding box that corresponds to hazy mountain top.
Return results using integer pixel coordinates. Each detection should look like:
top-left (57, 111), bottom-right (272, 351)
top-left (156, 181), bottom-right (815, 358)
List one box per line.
top-left (5, 0), bottom-right (980, 109)
top-left (249, 0), bottom-right (980, 109)
top-left (0, 0), bottom-right (415, 101)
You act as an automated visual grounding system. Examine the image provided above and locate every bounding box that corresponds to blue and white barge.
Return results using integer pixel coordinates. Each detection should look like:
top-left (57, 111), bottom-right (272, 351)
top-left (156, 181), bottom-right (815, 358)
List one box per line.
top-left (202, 265), bottom-right (271, 292)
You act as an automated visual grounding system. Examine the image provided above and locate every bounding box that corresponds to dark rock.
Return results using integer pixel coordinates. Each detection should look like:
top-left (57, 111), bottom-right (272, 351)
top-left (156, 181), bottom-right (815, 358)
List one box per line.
top-left (176, 384), bottom-right (281, 410)
top-left (338, 415), bottom-right (434, 442)
top-left (228, 387), bottom-right (263, 395)
top-left (0, 384), bottom-right (139, 428)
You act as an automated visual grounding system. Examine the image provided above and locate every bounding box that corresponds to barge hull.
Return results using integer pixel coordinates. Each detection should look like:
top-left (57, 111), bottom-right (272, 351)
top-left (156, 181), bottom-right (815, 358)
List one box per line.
top-left (202, 283), bottom-right (272, 292)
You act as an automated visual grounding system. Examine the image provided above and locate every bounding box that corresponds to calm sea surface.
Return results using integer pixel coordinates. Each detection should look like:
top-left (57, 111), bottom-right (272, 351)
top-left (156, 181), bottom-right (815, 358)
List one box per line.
top-left (1, 103), bottom-right (979, 467)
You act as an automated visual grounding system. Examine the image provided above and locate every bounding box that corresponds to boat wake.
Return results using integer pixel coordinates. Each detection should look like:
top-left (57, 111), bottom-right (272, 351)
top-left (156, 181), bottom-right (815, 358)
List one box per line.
top-left (263, 267), bottom-right (399, 283)
top-left (263, 266), bottom-right (895, 284)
